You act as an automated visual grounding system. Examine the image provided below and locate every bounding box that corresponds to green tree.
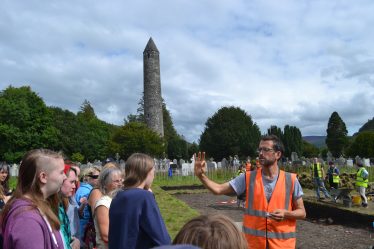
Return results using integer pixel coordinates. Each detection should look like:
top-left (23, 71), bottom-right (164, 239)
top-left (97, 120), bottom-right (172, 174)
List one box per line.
top-left (125, 94), bottom-right (145, 124)
top-left (71, 152), bottom-right (85, 163)
top-left (51, 102), bottom-right (116, 162)
top-left (358, 117), bottom-right (374, 133)
top-left (347, 131), bottom-right (374, 158)
top-left (283, 125), bottom-right (303, 158)
top-left (325, 111), bottom-right (348, 157)
top-left (109, 122), bottom-right (165, 159)
top-left (125, 94), bottom-right (189, 159)
top-left (0, 86), bottom-right (60, 162)
top-left (188, 142), bottom-right (199, 158)
top-left (199, 106), bottom-right (261, 160)
top-left (79, 99), bottom-right (97, 120)
top-left (267, 125), bottom-right (282, 139)
top-left (302, 140), bottom-right (319, 158)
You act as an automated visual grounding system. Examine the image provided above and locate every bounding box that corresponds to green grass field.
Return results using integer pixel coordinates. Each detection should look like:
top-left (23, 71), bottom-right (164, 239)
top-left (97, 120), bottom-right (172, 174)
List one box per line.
top-left (153, 185), bottom-right (200, 239)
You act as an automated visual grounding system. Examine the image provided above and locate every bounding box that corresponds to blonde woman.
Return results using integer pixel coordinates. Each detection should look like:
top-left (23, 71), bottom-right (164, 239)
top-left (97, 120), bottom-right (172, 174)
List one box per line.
top-left (109, 153), bottom-right (170, 249)
top-left (88, 162), bottom-right (119, 215)
top-left (1, 149), bottom-right (66, 249)
top-left (93, 167), bottom-right (122, 249)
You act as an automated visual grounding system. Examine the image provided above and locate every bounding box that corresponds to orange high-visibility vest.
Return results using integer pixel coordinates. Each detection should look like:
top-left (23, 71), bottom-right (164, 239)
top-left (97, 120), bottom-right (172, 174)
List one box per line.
top-left (243, 168), bottom-right (297, 249)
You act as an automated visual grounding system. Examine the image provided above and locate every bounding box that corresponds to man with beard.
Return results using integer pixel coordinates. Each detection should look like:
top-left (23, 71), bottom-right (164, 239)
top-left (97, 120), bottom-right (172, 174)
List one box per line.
top-left (194, 135), bottom-right (306, 249)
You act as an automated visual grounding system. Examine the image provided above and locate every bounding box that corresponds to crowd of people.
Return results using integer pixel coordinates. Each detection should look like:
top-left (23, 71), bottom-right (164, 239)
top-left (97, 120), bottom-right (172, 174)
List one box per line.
top-left (0, 135), bottom-right (370, 249)
top-left (311, 157), bottom-right (369, 207)
top-left (0, 149), bottom-right (248, 249)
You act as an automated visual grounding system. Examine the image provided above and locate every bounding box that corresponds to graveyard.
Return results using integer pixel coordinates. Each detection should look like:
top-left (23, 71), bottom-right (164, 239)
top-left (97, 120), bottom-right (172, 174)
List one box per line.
top-left (7, 155), bottom-right (374, 248)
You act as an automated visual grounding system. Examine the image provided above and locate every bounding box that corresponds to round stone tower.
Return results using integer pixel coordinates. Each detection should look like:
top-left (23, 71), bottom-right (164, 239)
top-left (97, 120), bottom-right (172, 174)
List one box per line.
top-left (143, 37), bottom-right (164, 137)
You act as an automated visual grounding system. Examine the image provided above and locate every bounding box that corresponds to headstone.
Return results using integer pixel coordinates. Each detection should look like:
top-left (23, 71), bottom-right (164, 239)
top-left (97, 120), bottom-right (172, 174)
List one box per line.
top-left (181, 163), bottom-right (193, 176)
top-left (327, 151), bottom-right (333, 163)
top-left (217, 162), bottom-right (222, 168)
top-left (206, 162), bottom-right (217, 171)
top-left (346, 159), bottom-right (353, 167)
top-left (363, 158), bottom-right (370, 167)
top-left (173, 159), bottom-right (177, 165)
top-left (10, 164), bottom-right (19, 177)
top-left (291, 152), bottom-right (298, 162)
top-left (233, 155), bottom-right (240, 167)
top-left (179, 159), bottom-right (185, 166)
top-left (336, 156), bottom-right (346, 167)
top-left (355, 156), bottom-right (361, 164)
top-left (221, 158), bottom-right (228, 168)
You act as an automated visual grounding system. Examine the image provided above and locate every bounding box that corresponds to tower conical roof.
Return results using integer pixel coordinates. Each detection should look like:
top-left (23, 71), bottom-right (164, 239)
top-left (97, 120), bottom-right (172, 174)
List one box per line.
top-left (144, 37), bottom-right (159, 53)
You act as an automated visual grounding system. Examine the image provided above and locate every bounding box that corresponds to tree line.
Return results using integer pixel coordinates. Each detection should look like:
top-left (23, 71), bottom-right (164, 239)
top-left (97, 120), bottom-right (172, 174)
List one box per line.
top-left (0, 85), bottom-right (373, 163)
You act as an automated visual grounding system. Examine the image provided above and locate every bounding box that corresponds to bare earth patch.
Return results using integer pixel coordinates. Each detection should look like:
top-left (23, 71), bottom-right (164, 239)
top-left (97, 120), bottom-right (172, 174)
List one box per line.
top-left (174, 192), bottom-right (374, 249)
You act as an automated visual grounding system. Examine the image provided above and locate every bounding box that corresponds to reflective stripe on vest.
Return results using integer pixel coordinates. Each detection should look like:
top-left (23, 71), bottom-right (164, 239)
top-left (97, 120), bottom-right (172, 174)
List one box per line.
top-left (243, 169), bottom-right (297, 249)
top-left (243, 226), bottom-right (297, 239)
top-left (333, 174), bottom-right (340, 184)
top-left (356, 167), bottom-right (368, 188)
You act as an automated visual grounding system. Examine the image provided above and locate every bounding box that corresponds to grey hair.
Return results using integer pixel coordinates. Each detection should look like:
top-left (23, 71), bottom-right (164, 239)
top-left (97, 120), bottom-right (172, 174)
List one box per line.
top-left (98, 167), bottom-right (122, 195)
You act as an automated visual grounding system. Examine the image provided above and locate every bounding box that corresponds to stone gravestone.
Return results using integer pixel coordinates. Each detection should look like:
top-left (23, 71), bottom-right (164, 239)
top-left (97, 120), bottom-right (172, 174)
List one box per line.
top-left (327, 151), bottom-right (333, 163)
top-left (10, 164), bottom-right (19, 177)
top-left (179, 159), bottom-right (185, 166)
top-left (173, 159), bottom-right (177, 165)
top-left (233, 155), bottom-right (240, 168)
top-left (206, 161), bottom-right (217, 171)
top-left (355, 156), bottom-right (361, 165)
top-left (170, 163), bottom-right (178, 175)
top-left (181, 163), bottom-right (193, 176)
top-left (221, 158), bottom-right (228, 168)
top-left (363, 158), bottom-right (370, 167)
top-left (337, 156), bottom-right (346, 167)
top-left (346, 158), bottom-right (353, 167)
top-left (291, 152), bottom-right (299, 162)
top-left (217, 162), bottom-right (222, 168)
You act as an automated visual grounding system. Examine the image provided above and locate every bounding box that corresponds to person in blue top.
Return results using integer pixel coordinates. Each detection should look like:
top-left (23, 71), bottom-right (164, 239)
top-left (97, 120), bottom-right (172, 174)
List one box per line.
top-left (326, 161), bottom-right (340, 189)
top-left (109, 153), bottom-right (171, 249)
top-left (75, 166), bottom-right (101, 244)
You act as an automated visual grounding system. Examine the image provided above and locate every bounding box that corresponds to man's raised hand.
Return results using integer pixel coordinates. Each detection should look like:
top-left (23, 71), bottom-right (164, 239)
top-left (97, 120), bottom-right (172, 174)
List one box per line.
top-left (194, 152), bottom-right (206, 178)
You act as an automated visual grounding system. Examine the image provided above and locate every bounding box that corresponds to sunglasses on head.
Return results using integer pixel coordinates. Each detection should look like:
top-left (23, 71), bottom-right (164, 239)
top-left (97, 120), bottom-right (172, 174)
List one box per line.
top-left (88, 174), bottom-right (99, 179)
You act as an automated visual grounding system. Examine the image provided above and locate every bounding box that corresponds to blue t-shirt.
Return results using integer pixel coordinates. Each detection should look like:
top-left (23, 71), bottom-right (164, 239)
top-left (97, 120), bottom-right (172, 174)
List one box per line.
top-left (75, 182), bottom-right (93, 240)
top-left (109, 188), bottom-right (171, 249)
top-left (229, 170), bottom-right (303, 202)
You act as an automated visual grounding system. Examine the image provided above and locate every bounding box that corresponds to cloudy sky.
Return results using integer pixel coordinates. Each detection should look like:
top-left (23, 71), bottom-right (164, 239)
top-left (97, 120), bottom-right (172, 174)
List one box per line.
top-left (1, 1), bottom-right (373, 143)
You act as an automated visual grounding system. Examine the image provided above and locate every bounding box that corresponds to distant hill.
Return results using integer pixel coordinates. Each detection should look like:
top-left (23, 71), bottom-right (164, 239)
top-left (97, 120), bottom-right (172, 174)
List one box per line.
top-left (355, 117), bottom-right (374, 135)
top-left (303, 136), bottom-right (326, 148)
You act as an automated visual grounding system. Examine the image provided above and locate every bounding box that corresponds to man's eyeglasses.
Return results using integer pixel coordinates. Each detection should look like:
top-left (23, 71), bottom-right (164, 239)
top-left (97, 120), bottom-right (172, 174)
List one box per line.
top-left (257, 147), bottom-right (275, 154)
top-left (88, 174), bottom-right (99, 179)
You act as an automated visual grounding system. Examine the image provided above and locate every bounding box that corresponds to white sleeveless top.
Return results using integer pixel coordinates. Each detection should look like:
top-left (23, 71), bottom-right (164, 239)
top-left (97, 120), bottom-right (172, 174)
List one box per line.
top-left (94, 195), bottom-right (112, 249)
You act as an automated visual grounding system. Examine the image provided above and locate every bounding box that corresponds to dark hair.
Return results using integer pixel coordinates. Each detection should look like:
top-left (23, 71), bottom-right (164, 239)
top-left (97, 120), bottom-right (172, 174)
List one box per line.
top-left (261, 135), bottom-right (284, 156)
top-left (173, 214), bottom-right (248, 249)
top-left (357, 160), bottom-right (364, 167)
top-left (0, 162), bottom-right (10, 198)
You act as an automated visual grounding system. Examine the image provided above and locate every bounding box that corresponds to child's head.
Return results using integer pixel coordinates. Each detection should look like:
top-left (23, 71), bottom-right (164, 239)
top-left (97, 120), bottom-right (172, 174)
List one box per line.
top-left (124, 153), bottom-right (155, 189)
top-left (173, 214), bottom-right (248, 249)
